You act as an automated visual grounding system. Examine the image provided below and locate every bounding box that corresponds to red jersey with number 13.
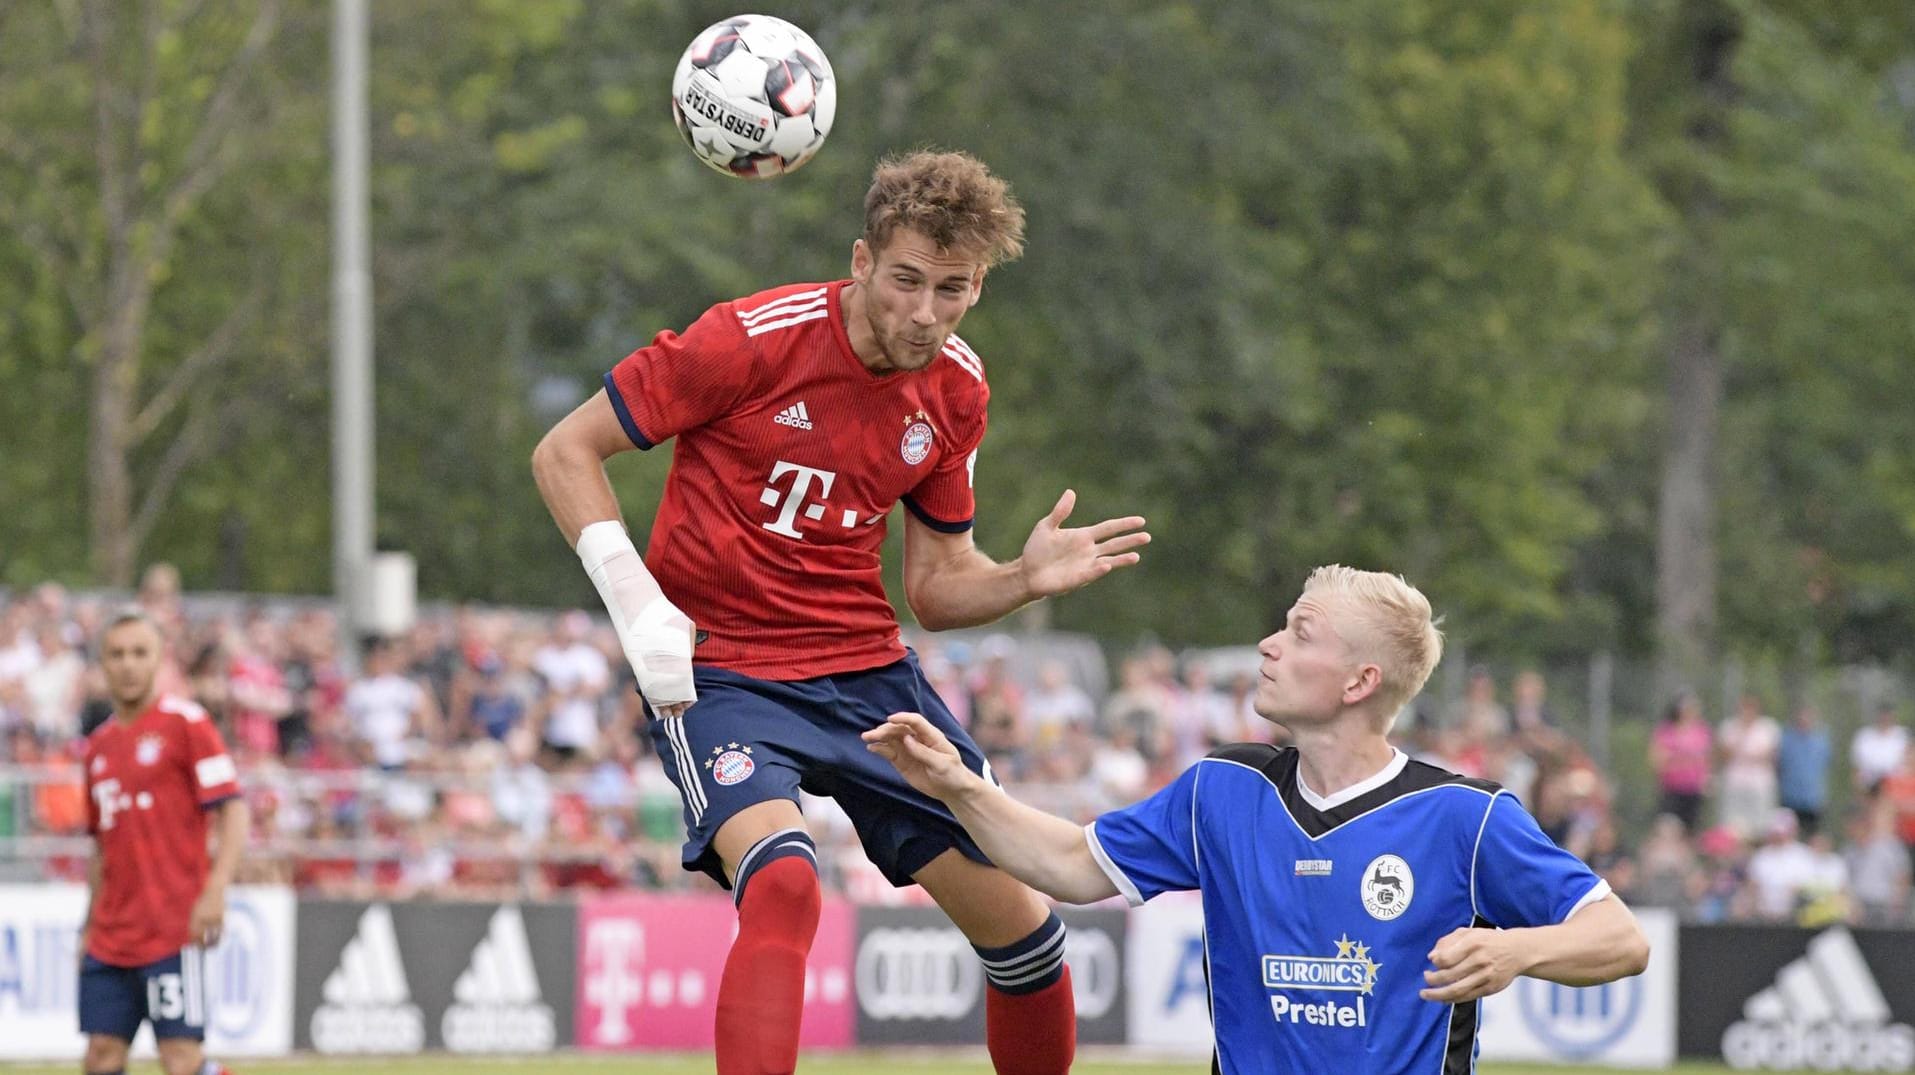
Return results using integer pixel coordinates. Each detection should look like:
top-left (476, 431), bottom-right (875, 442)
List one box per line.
top-left (83, 694), bottom-right (240, 966)
top-left (603, 279), bottom-right (989, 680)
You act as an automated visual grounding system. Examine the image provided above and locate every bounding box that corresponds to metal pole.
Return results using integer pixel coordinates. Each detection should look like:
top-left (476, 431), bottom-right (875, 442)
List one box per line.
top-left (331, 0), bottom-right (372, 677)
top-left (1588, 651), bottom-right (1613, 770)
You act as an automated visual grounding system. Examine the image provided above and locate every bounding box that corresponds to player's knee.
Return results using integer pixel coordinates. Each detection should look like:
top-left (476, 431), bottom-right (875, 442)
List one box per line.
top-left (973, 910), bottom-right (1067, 995)
top-left (83, 1035), bottom-right (128, 1074)
top-left (732, 827), bottom-right (820, 915)
top-left (155, 1046), bottom-right (206, 1075)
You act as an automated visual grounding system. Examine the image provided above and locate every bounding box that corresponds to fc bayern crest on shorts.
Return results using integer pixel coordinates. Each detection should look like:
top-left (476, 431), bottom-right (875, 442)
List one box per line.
top-left (900, 417), bottom-right (935, 465)
top-left (706, 743), bottom-right (757, 786)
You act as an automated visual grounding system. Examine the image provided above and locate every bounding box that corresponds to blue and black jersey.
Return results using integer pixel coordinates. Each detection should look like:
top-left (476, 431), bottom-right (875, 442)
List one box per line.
top-left (1088, 744), bottom-right (1608, 1074)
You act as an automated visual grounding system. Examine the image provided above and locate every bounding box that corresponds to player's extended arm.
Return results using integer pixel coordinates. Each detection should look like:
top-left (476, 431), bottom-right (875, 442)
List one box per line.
top-left (863, 711), bottom-right (1120, 903)
top-left (1419, 894), bottom-right (1650, 1004)
top-left (901, 489), bottom-right (1149, 631)
top-left (531, 390), bottom-right (696, 716)
top-left (189, 797), bottom-right (251, 947)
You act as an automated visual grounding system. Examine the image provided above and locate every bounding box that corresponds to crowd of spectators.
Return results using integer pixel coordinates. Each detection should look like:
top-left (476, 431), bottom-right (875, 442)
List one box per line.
top-left (1, 569), bottom-right (1911, 924)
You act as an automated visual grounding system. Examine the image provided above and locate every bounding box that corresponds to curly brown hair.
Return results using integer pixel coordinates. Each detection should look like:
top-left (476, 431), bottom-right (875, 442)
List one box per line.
top-left (862, 150), bottom-right (1026, 267)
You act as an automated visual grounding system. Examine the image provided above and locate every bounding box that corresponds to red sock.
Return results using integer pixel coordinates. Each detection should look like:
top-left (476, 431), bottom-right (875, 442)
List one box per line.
top-left (985, 965), bottom-right (1076, 1075)
top-left (715, 856), bottom-right (821, 1075)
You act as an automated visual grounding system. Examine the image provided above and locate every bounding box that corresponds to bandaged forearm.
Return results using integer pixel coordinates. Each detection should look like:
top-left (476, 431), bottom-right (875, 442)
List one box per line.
top-left (575, 520), bottom-right (696, 707)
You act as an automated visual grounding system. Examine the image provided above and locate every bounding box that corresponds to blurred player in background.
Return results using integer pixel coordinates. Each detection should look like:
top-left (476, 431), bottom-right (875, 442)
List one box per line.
top-left (80, 609), bottom-right (249, 1075)
top-left (533, 149), bottom-right (1148, 1074)
top-left (866, 565), bottom-right (1650, 1074)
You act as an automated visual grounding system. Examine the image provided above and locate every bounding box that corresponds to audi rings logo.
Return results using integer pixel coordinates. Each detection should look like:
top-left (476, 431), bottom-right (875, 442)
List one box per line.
top-left (1518, 976), bottom-right (1642, 1059)
top-left (208, 901), bottom-right (268, 1039)
top-left (855, 928), bottom-right (982, 1021)
top-left (1065, 927), bottom-right (1120, 1021)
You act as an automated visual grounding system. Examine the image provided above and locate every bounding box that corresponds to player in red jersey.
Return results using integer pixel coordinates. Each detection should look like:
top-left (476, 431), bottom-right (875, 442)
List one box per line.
top-left (533, 150), bottom-right (1148, 1074)
top-left (80, 609), bottom-right (249, 1075)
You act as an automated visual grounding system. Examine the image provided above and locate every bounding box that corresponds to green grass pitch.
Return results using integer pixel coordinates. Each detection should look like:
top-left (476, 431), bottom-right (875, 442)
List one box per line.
top-left (0, 1054), bottom-right (1819, 1074)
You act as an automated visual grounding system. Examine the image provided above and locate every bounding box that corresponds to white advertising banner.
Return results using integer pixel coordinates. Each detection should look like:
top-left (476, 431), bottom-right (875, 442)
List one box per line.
top-left (203, 885), bottom-right (296, 1056)
top-left (1124, 890), bottom-right (1215, 1053)
top-left (0, 883), bottom-right (295, 1059)
top-left (1478, 907), bottom-right (1678, 1068)
top-left (0, 882), bottom-right (87, 1058)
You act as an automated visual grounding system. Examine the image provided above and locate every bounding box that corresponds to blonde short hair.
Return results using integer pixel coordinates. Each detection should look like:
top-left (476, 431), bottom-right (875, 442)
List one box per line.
top-left (1302, 565), bottom-right (1444, 723)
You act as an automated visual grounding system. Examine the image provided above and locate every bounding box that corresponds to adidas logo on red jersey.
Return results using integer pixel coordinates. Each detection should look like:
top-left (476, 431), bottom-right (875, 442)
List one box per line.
top-left (773, 401), bottom-right (813, 430)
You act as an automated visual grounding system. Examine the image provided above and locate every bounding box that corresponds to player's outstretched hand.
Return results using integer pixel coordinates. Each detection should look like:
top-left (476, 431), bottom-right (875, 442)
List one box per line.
top-left (862, 712), bottom-right (977, 801)
top-left (188, 887), bottom-right (227, 948)
top-left (1419, 925), bottom-right (1526, 1003)
top-left (1019, 489), bottom-right (1149, 599)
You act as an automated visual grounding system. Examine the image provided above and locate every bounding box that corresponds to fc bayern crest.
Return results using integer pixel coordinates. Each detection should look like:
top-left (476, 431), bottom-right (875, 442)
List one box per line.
top-left (707, 744), bottom-right (756, 786)
top-left (900, 419), bottom-right (935, 466)
top-left (136, 734), bottom-right (165, 766)
top-left (1360, 854), bottom-right (1414, 920)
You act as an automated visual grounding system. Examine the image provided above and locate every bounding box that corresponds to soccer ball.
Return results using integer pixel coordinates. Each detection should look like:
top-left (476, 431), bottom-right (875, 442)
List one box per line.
top-left (671, 15), bottom-right (836, 180)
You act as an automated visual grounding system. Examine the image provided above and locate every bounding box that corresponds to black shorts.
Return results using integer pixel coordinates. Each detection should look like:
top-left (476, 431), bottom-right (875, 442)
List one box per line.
top-left (79, 948), bottom-right (207, 1042)
top-left (647, 650), bottom-right (999, 888)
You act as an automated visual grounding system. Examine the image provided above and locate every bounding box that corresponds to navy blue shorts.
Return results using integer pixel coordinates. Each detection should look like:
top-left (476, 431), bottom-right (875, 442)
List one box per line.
top-left (79, 948), bottom-right (207, 1042)
top-left (647, 651), bottom-right (998, 888)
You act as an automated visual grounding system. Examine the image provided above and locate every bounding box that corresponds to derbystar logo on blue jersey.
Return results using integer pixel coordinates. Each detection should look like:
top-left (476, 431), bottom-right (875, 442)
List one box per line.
top-left (1262, 934), bottom-right (1380, 1029)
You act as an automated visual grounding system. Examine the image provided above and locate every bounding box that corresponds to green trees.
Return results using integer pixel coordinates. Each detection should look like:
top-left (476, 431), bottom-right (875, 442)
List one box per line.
top-left (2, 0), bottom-right (1912, 670)
top-left (0, 0), bottom-right (328, 587)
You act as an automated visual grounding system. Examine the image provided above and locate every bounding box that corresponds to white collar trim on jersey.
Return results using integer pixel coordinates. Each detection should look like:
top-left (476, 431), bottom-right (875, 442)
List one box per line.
top-left (1296, 748), bottom-right (1410, 812)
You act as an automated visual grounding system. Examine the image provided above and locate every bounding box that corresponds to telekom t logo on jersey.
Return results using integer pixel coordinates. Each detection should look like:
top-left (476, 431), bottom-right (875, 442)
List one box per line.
top-left (759, 461), bottom-right (838, 539)
top-left (91, 778), bottom-right (152, 831)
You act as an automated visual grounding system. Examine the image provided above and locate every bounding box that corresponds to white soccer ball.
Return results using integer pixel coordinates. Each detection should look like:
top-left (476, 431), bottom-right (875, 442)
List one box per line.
top-left (671, 14), bottom-right (836, 180)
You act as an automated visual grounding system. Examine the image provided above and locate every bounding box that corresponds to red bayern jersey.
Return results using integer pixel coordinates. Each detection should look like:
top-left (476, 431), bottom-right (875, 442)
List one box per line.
top-left (83, 694), bottom-right (240, 966)
top-left (604, 279), bottom-right (989, 679)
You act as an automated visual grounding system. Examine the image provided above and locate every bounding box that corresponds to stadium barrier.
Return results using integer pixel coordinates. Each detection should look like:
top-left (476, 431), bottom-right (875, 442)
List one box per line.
top-left (848, 905), bottom-right (1128, 1047)
top-left (575, 892), bottom-right (857, 1050)
top-left (0, 884), bottom-right (295, 1058)
top-left (26, 889), bottom-right (1914, 1069)
top-left (294, 899), bottom-right (577, 1054)
top-left (1677, 922), bottom-right (1915, 1071)
top-left (1478, 908), bottom-right (1677, 1067)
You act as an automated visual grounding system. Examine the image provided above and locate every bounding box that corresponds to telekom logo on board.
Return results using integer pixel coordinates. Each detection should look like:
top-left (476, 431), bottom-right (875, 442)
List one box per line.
top-left (575, 894), bottom-right (853, 1050)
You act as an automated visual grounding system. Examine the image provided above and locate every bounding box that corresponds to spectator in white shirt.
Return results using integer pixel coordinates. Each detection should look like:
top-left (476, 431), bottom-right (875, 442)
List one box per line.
top-left (0, 604), bottom-right (42, 732)
top-left (1023, 659), bottom-right (1095, 752)
top-left (534, 610), bottom-right (611, 764)
top-left (1745, 810), bottom-right (1814, 921)
top-left (491, 724), bottom-right (553, 841)
top-left (1179, 660), bottom-right (1242, 757)
top-left (23, 623), bottom-right (84, 743)
top-left (1851, 703), bottom-right (1909, 793)
top-left (1846, 799), bottom-right (1913, 926)
top-left (1087, 724), bottom-right (1149, 806)
top-left (344, 639), bottom-right (441, 770)
top-left (1718, 693), bottom-right (1781, 838)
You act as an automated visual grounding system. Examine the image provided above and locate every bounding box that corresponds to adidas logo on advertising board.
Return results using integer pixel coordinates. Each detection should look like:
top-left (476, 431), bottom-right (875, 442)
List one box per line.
top-left (1722, 926), bottom-right (1914, 1070)
top-left (442, 906), bottom-right (556, 1052)
top-left (311, 905), bottom-right (425, 1053)
top-left (773, 401), bottom-right (813, 430)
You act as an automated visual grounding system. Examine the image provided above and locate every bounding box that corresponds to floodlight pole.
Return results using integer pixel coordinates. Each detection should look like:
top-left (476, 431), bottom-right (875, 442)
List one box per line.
top-left (330, 0), bottom-right (373, 677)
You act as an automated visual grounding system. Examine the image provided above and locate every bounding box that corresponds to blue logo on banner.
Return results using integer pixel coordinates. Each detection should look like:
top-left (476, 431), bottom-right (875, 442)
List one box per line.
top-left (1517, 976), bottom-right (1642, 1058)
top-left (209, 900), bottom-right (268, 1038)
top-left (1163, 937), bottom-right (1209, 1013)
top-left (0, 922), bottom-right (78, 1013)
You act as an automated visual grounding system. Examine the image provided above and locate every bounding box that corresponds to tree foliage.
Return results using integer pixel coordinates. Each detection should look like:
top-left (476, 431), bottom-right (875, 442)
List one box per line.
top-left (2, 0), bottom-right (1912, 669)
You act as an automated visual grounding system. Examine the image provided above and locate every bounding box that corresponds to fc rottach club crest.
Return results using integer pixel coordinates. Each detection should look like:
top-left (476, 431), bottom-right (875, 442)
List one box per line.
top-left (1361, 854), bottom-right (1414, 921)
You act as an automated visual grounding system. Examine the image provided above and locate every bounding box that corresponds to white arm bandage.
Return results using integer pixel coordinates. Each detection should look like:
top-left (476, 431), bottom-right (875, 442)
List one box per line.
top-left (575, 520), bottom-right (696, 709)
